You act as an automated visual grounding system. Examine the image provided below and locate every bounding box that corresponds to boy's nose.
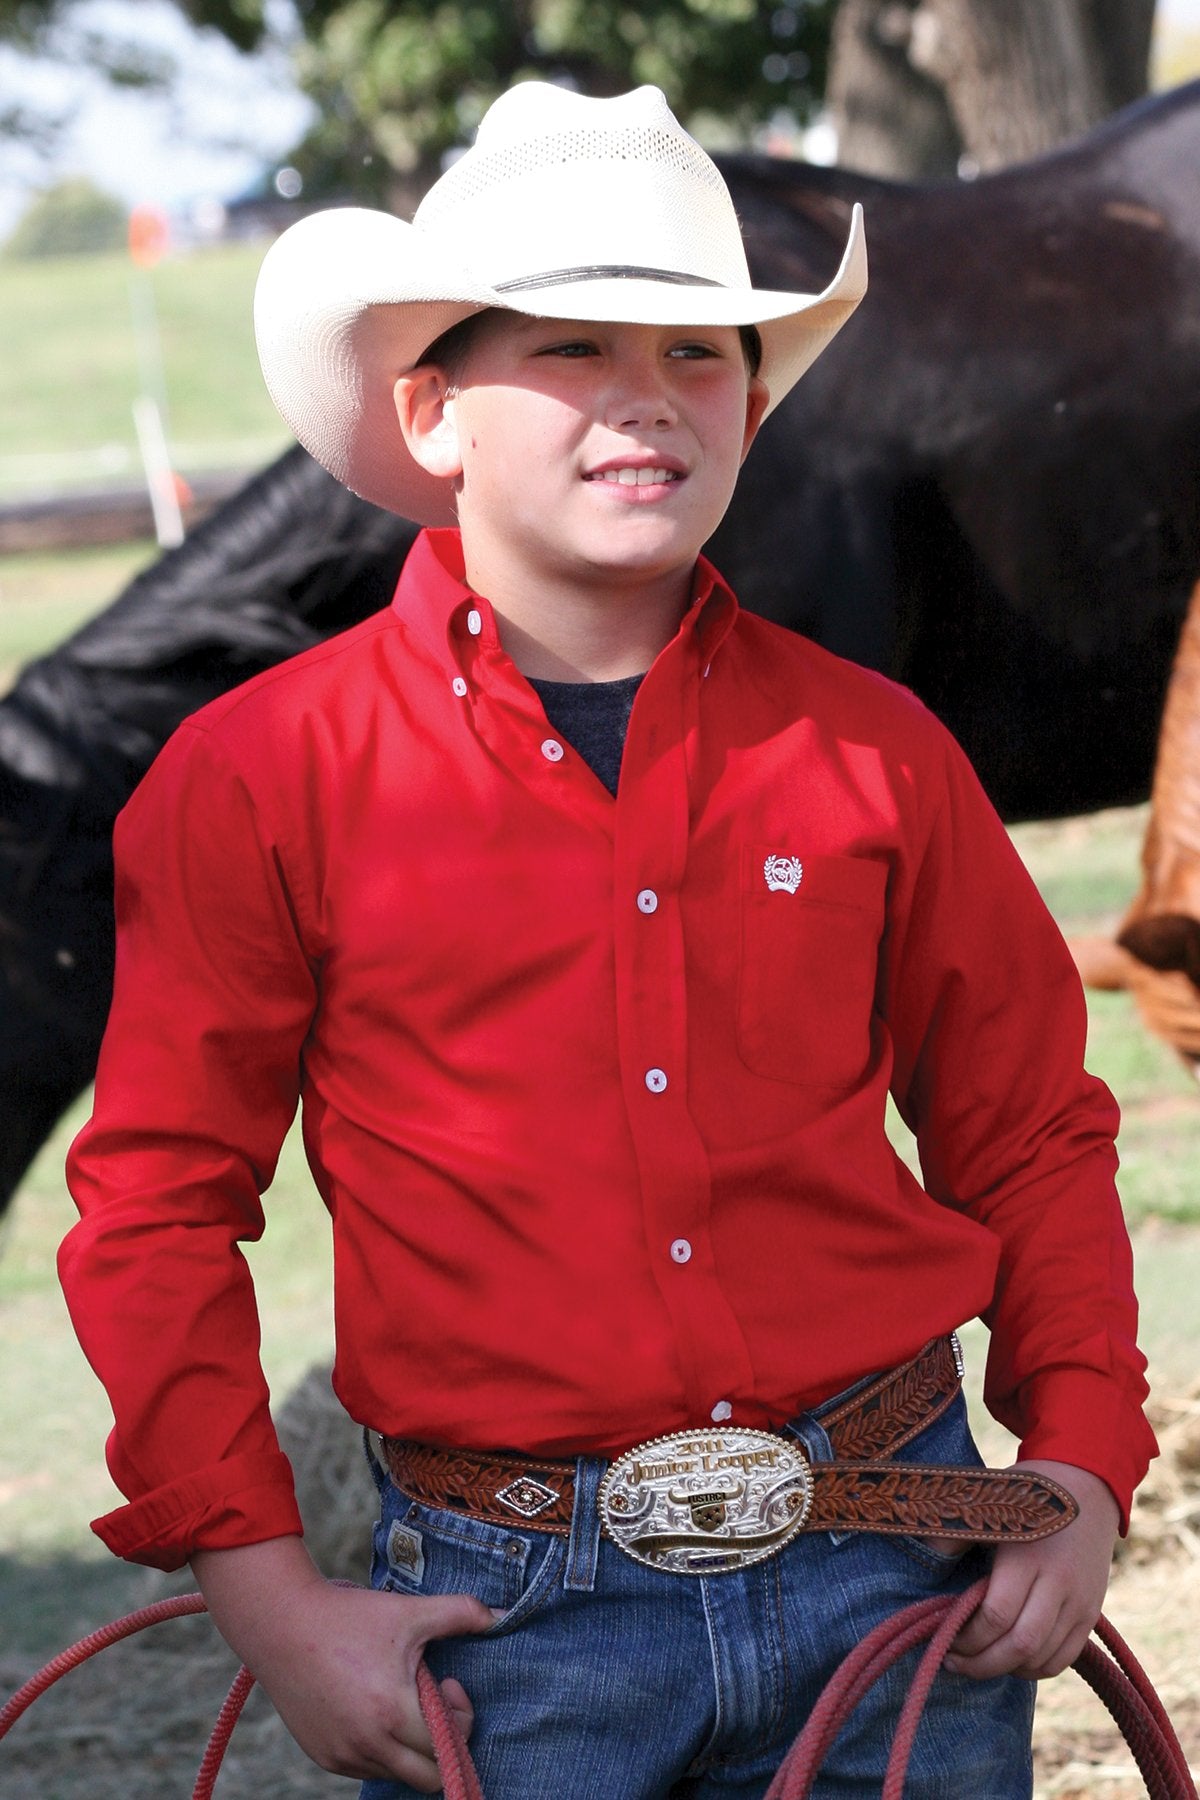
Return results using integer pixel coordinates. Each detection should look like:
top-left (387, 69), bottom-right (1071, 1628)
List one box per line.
top-left (604, 357), bottom-right (678, 432)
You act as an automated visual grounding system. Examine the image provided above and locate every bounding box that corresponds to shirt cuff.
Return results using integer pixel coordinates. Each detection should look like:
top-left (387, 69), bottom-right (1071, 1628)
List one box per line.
top-left (1012, 1367), bottom-right (1158, 1536)
top-left (91, 1451), bottom-right (304, 1570)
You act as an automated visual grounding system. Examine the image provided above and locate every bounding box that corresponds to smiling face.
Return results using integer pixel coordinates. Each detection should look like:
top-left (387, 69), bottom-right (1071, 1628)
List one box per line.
top-left (394, 310), bottom-right (768, 614)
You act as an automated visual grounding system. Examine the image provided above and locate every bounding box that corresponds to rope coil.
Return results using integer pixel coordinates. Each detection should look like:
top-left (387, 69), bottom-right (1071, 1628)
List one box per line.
top-left (2, 1581), bottom-right (1195, 1798)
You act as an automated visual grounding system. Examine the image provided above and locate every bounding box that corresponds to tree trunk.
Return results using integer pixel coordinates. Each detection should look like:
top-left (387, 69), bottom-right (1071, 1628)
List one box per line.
top-left (826, 0), bottom-right (1155, 177)
top-left (827, 0), bottom-right (963, 177)
top-left (910, 0), bottom-right (1108, 168)
top-left (1084, 0), bottom-right (1156, 112)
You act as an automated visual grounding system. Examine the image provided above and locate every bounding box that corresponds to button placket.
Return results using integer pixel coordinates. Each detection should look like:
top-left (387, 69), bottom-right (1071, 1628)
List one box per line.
top-left (609, 634), bottom-right (757, 1420)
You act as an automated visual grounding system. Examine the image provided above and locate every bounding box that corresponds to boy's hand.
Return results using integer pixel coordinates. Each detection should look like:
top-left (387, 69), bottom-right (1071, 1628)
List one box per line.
top-left (943, 1460), bottom-right (1120, 1681)
top-left (191, 1537), bottom-right (496, 1791)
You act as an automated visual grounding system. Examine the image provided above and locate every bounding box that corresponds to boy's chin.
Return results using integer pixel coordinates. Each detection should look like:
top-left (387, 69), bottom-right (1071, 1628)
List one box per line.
top-left (568, 520), bottom-right (714, 578)
top-left (574, 540), bottom-right (705, 586)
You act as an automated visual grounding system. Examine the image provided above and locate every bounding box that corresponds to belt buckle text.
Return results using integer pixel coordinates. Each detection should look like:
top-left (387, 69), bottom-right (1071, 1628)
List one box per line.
top-left (598, 1427), bottom-right (813, 1575)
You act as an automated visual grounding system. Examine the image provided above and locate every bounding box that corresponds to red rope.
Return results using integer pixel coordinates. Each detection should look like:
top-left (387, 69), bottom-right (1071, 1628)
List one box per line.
top-left (2, 1584), bottom-right (1195, 1799)
top-left (766, 1578), bottom-right (1197, 1800)
top-left (882, 1581), bottom-right (988, 1800)
top-left (417, 1661), bottom-right (485, 1800)
top-left (193, 1664), bottom-right (257, 1800)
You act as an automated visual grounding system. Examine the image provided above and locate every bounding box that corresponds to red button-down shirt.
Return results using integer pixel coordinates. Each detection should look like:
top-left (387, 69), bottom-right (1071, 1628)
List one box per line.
top-left (61, 529), bottom-right (1154, 1570)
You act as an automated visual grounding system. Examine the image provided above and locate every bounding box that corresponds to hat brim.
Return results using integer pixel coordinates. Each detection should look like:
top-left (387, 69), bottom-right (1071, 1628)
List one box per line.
top-left (255, 202), bottom-right (866, 524)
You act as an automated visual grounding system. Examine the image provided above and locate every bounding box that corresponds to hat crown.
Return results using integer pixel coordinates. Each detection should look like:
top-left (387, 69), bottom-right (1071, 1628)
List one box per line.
top-left (414, 82), bottom-right (751, 292)
top-left (471, 81), bottom-right (681, 149)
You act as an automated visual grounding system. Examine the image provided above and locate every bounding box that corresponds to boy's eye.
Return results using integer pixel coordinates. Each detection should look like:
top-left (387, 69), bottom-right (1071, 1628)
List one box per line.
top-left (535, 340), bottom-right (598, 358)
top-left (668, 342), bottom-right (721, 360)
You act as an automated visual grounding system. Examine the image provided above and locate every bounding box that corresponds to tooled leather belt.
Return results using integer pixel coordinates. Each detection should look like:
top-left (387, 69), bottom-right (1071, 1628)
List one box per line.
top-left (381, 1337), bottom-right (1077, 1577)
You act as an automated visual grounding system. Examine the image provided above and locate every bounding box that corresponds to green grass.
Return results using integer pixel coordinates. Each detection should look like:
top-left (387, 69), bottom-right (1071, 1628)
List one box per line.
top-left (0, 542), bottom-right (158, 685)
top-left (0, 243), bottom-right (291, 498)
top-left (0, 542), bottom-right (159, 696)
top-left (1010, 810), bottom-right (1200, 1225)
top-left (0, 1099), bottom-right (332, 1569)
top-left (1009, 807), bottom-right (1151, 937)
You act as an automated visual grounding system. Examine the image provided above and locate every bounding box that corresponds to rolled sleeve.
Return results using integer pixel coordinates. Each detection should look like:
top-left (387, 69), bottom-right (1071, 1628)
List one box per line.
top-left (92, 1452), bottom-right (303, 1572)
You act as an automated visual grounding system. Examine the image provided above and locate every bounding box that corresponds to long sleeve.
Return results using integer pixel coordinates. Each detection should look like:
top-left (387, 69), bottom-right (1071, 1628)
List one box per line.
top-left (881, 721), bottom-right (1154, 1525)
top-left (60, 721), bottom-right (319, 1569)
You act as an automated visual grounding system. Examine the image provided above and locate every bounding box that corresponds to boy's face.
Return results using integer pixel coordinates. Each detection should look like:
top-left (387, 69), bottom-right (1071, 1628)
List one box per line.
top-left (397, 310), bottom-right (768, 597)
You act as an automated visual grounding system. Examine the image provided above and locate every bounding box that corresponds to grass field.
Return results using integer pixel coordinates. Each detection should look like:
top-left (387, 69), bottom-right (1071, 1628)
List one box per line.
top-left (0, 242), bottom-right (290, 499)
top-left (0, 541), bottom-right (157, 685)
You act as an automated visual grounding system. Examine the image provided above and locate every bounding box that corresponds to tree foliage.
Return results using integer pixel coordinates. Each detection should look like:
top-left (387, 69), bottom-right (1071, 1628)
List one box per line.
top-left (3, 175), bottom-right (126, 258)
top-left (0, 0), bottom-right (1163, 200)
top-left (280, 0), bottom-right (837, 204)
top-left (0, 0), bottom-right (836, 200)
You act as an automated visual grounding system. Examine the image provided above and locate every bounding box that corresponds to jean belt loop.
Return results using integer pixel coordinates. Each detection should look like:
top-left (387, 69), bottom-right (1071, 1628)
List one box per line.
top-left (563, 1455), bottom-right (606, 1591)
top-left (361, 1427), bottom-right (393, 1500)
top-left (784, 1411), bottom-right (834, 1467)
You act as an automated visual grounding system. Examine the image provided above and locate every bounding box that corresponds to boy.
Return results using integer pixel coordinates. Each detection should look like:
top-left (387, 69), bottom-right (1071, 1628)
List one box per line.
top-left (61, 83), bottom-right (1154, 1797)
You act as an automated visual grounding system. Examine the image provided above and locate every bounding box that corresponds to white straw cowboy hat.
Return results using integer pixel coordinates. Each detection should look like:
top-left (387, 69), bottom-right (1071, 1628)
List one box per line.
top-left (254, 81), bottom-right (867, 523)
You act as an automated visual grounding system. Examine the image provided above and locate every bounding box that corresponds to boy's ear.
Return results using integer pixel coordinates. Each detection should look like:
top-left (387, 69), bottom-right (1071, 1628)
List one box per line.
top-left (740, 376), bottom-right (770, 466)
top-left (393, 368), bottom-right (463, 481)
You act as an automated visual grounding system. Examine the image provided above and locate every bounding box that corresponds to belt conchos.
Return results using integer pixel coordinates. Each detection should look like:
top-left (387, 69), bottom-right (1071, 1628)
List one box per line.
top-left (598, 1427), bottom-right (813, 1574)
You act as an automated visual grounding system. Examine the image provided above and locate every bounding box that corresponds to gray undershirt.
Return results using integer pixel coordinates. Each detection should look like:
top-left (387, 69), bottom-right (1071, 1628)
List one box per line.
top-left (529, 673), bottom-right (645, 797)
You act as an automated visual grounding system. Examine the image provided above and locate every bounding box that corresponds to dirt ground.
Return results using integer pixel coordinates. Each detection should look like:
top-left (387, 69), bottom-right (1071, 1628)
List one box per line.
top-left (1031, 1557), bottom-right (1200, 1797)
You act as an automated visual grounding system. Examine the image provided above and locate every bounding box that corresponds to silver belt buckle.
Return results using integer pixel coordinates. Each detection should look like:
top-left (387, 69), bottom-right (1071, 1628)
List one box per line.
top-left (598, 1427), bottom-right (813, 1575)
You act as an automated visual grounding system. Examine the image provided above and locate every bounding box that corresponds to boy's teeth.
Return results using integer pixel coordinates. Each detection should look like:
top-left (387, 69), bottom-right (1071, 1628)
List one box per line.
top-left (601, 467), bottom-right (674, 486)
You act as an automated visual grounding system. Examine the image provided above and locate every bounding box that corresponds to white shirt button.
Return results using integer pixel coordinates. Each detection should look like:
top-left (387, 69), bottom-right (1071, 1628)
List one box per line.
top-left (636, 889), bottom-right (658, 914)
top-left (451, 677), bottom-right (468, 697)
top-left (541, 738), bottom-right (565, 763)
top-left (466, 608), bottom-right (483, 636)
top-left (710, 1400), bottom-right (733, 1422)
top-left (644, 1067), bottom-right (668, 1093)
top-left (669, 1238), bottom-right (692, 1264)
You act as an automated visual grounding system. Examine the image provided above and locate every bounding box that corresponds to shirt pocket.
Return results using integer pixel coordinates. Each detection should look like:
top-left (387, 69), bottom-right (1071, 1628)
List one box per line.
top-left (737, 846), bottom-right (888, 1087)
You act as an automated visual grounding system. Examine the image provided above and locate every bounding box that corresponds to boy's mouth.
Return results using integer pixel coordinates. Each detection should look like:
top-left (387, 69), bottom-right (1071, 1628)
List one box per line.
top-left (584, 466), bottom-right (684, 488)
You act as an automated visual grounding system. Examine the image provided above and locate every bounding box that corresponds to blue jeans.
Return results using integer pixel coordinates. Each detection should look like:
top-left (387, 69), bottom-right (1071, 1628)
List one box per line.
top-left (360, 1387), bottom-right (1034, 1798)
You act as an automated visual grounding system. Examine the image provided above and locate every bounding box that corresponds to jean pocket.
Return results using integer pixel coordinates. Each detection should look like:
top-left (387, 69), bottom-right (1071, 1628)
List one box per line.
top-left (737, 847), bottom-right (887, 1086)
top-left (371, 1493), bottom-right (566, 1625)
top-left (882, 1389), bottom-right (987, 1570)
top-left (818, 1386), bottom-right (988, 1570)
top-left (896, 1386), bottom-right (984, 1472)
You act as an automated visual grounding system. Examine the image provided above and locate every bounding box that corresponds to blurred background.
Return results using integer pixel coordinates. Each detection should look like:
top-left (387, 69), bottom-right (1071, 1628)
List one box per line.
top-left (3, 5), bottom-right (1200, 1795)
top-left (2, 0), bottom-right (1200, 518)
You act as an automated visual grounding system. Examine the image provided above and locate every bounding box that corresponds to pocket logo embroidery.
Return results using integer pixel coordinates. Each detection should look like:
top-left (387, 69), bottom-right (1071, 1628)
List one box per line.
top-left (387, 1520), bottom-right (426, 1582)
top-left (763, 854), bottom-right (804, 894)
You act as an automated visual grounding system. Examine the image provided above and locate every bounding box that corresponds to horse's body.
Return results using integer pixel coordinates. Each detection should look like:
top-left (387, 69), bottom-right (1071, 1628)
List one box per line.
top-left (717, 81), bottom-right (1200, 818)
top-left (4, 81), bottom-right (1200, 1208)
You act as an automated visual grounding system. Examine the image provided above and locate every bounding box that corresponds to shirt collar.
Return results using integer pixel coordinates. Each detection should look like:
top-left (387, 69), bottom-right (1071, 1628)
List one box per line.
top-left (391, 527), bottom-right (739, 676)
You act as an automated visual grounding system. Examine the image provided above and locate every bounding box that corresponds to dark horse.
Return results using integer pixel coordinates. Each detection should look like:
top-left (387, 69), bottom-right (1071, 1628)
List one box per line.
top-left (4, 80), bottom-right (1200, 1210)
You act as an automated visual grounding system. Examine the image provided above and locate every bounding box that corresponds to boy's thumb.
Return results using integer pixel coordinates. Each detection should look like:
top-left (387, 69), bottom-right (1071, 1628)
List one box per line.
top-left (413, 1589), bottom-right (502, 1640)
